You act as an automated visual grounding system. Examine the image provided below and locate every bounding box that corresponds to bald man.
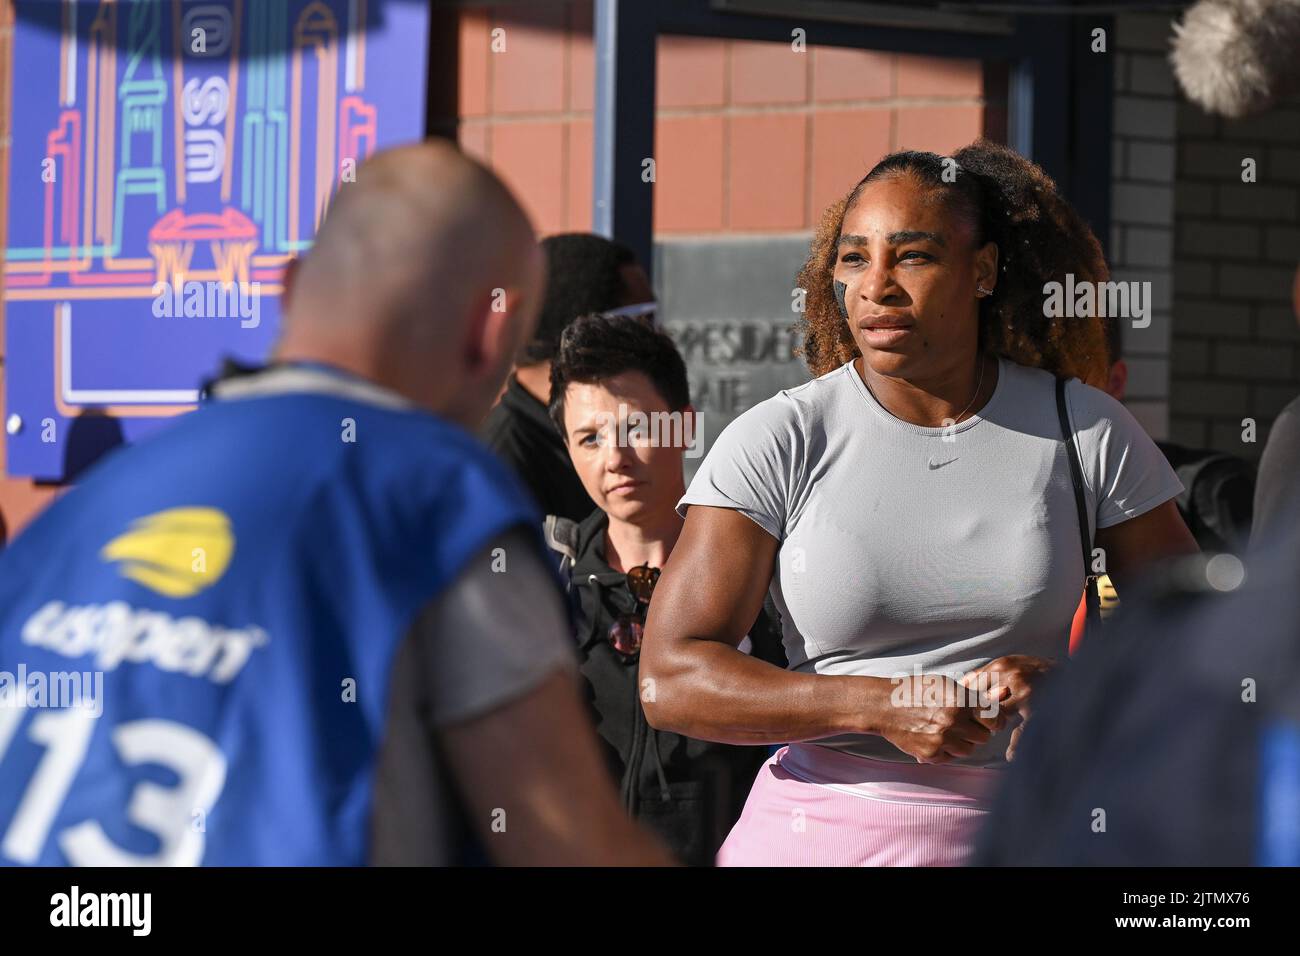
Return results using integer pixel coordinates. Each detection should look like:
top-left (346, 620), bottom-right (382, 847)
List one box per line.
top-left (0, 142), bottom-right (670, 867)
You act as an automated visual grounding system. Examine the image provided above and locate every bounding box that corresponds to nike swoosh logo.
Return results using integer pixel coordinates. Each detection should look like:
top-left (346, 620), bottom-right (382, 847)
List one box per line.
top-left (928, 458), bottom-right (958, 470)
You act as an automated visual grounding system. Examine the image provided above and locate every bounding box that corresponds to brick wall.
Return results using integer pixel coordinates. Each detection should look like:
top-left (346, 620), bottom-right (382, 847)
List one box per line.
top-left (1107, 10), bottom-right (1300, 455)
top-left (437, 1), bottom-right (1007, 469)
top-left (1109, 13), bottom-right (1181, 440)
top-left (1171, 91), bottom-right (1300, 458)
top-left (443, 1), bottom-right (1003, 237)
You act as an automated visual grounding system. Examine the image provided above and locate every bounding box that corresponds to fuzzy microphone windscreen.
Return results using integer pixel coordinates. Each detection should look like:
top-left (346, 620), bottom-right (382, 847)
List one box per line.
top-left (1171, 0), bottom-right (1300, 118)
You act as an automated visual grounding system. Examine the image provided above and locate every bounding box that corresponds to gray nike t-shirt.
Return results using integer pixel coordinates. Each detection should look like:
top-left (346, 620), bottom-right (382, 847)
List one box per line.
top-left (677, 356), bottom-right (1183, 767)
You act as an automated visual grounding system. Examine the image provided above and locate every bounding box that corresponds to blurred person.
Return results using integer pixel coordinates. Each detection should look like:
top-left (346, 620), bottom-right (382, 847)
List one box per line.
top-left (0, 142), bottom-right (670, 867)
top-left (641, 142), bottom-right (1198, 867)
top-left (483, 233), bottom-right (655, 523)
top-left (543, 315), bottom-right (787, 865)
top-left (975, 517), bottom-right (1300, 865)
top-left (1252, 263), bottom-right (1300, 541)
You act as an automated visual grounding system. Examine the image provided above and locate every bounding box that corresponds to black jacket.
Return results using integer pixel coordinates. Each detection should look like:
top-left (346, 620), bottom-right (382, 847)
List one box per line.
top-left (481, 375), bottom-right (594, 523)
top-left (545, 509), bottom-right (787, 866)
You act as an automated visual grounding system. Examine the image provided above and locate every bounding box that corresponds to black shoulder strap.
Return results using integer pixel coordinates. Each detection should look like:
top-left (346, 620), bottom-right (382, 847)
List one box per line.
top-left (1056, 377), bottom-right (1102, 631)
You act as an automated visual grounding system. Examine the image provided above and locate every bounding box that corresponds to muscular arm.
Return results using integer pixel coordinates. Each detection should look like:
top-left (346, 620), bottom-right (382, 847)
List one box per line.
top-left (640, 506), bottom-right (895, 745)
top-left (378, 527), bottom-right (672, 866)
top-left (1095, 499), bottom-right (1199, 594)
top-left (440, 670), bottom-right (673, 866)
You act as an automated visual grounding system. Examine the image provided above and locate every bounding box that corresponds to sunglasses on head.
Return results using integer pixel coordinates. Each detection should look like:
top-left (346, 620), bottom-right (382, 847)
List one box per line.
top-left (606, 564), bottom-right (661, 658)
top-left (598, 301), bottom-right (657, 327)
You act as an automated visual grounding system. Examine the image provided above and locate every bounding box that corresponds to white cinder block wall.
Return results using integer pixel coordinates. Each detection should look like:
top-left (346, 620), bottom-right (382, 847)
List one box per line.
top-left (1170, 95), bottom-right (1300, 458)
top-left (1109, 12), bottom-right (1300, 456)
top-left (1109, 13), bottom-right (1180, 440)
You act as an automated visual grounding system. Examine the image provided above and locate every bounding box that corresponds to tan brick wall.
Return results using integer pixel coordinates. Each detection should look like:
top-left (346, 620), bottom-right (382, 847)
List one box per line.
top-left (442, 1), bottom-right (1003, 237)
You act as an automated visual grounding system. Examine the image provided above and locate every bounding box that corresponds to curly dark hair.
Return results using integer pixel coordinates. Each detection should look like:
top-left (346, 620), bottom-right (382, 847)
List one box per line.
top-left (794, 139), bottom-right (1111, 386)
top-left (524, 233), bottom-right (640, 365)
top-left (547, 313), bottom-right (691, 439)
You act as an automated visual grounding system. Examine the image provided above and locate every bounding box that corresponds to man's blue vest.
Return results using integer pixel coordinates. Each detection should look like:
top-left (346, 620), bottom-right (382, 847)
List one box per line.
top-left (0, 366), bottom-right (539, 865)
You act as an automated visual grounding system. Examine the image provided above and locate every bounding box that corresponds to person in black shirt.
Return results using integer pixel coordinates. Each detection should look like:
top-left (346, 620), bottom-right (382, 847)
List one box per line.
top-left (542, 315), bottom-right (786, 866)
top-left (482, 233), bottom-right (655, 522)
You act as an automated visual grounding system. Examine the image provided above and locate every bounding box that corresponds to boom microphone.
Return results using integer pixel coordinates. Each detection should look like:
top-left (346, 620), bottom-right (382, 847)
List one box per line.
top-left (1171, 0), bottom-right (1300, 118)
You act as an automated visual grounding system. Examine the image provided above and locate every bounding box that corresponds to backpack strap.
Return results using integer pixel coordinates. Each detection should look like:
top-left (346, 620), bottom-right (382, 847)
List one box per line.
top-left (1056, 377), bottom-right (1102, 633)
top-left (542, 514), bottom-right (580, 587)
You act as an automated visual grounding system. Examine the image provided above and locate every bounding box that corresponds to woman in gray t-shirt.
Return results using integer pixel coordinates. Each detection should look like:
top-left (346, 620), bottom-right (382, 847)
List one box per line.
top-left (641, 142), bottom-right (1199, 867)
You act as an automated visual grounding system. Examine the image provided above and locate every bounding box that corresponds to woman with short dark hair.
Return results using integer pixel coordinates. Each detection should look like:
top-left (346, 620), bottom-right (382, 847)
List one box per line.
top-left (641, 140), bottom-right (1199, 866)
top-left (545, 315), bottom-right (786, 866)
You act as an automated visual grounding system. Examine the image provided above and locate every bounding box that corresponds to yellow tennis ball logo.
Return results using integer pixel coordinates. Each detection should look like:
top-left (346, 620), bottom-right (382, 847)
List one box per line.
top-left (101, 507), bottom-right (235, 598)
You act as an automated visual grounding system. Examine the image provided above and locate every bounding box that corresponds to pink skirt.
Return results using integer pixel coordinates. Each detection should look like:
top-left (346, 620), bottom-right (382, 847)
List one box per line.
top-left (716, 743), bottom-right (1000, 867)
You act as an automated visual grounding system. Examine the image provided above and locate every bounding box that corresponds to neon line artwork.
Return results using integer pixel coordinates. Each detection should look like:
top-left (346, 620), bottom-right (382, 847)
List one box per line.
top-left (4, 0), bottom-right (429, 480)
